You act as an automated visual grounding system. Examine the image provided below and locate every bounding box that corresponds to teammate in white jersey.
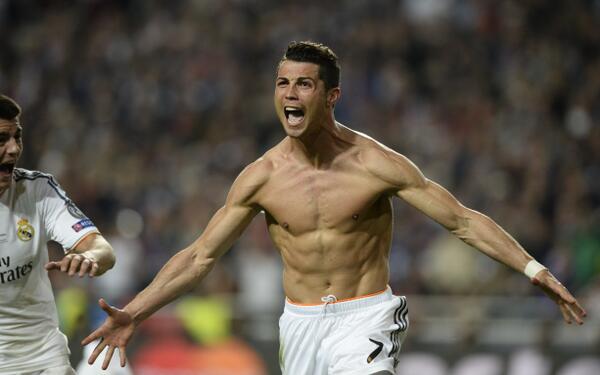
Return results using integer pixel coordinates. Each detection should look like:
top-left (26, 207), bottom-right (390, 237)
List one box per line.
top-left (0, 94), bottom-right (116, 375)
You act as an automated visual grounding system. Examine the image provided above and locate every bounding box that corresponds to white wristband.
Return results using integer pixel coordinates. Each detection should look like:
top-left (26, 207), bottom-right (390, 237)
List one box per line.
top-left (524, 260), bottom-right (547, 279)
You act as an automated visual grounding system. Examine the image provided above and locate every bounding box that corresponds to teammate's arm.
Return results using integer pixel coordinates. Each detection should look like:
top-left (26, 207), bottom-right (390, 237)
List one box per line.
top-left (82, 160), bottom-right (268, 369)
top-left (365, 145), bottom-right (586, 325)
top-left (45, 233), bottom-right (116, 277)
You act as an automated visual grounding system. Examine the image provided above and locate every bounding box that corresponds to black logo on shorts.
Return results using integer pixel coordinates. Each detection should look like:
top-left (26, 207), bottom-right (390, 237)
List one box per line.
top-left (367, 338), bottom-right (383, 363)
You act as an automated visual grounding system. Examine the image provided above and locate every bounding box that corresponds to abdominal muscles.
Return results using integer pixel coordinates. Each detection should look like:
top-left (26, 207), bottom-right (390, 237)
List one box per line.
top-left (271, 224), bottom-right (392, 303)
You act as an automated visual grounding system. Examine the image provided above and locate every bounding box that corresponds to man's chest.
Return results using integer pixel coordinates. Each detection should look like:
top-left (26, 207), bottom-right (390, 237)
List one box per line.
top-left (258, 168), bottom-right (389, 233)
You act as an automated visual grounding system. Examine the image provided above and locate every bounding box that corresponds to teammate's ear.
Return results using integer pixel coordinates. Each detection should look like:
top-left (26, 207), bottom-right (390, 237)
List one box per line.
top-left (327, 88), bottom-right (341, 108)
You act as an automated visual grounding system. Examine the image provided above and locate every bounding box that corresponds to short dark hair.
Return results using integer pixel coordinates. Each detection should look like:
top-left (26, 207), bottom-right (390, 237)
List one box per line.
top-left (280, 41), bottom-right (341, 90)
top-left (0, 95), bottom-right (21, 121)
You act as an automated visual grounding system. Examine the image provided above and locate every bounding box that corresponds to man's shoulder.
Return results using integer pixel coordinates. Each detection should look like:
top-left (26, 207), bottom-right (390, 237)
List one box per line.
top-left (353, 134), bottom-right (400, 166)
top-left (13, 168), bottom-right (55, 183)
top-left (232, 152), bottom-right (277, 191)
top-left (223, 156), bottom-right (271, 206)
top-left (12, 168), bottom-right (68, 199)
top-left (339, 126), bottom-right (394, 157)
top-left (242, 143), bottom-right (287, 177)
top-left (350, 134), bottom-right (422, 187)
top-left (12, 168), bottom-right (62, 192)
top-left (227, 145), bottom-right (288, 206)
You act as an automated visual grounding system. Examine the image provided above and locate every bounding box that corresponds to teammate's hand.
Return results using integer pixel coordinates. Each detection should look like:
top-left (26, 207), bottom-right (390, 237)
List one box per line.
top-left (532, 270), bottom-right (587, 325)
top-left (82, 298), bottom-right (135, 369)
top-left (45, 253), bottom-right (99, 277)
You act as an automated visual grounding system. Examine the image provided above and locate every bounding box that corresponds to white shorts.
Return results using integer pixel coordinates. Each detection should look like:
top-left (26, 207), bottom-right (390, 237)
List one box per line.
top-left (279, 287), bottom-right (408, 375)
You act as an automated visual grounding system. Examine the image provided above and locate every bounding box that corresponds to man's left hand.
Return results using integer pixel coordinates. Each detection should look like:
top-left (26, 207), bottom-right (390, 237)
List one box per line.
top-left (532, 270), bottom-right (587, 325)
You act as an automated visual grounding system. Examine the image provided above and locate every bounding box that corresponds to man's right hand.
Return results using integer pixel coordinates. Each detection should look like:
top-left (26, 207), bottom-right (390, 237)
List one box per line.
top-left (82, 298), bottom-right (135, 369)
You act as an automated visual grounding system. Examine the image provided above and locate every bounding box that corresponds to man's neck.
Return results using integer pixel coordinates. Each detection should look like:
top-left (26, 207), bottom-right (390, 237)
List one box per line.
top-left (287, 120), bottom-right (350, 168)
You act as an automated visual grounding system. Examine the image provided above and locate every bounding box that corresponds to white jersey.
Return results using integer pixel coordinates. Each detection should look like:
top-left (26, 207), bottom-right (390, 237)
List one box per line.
top-left (0, 169), bottom-right (99, 374)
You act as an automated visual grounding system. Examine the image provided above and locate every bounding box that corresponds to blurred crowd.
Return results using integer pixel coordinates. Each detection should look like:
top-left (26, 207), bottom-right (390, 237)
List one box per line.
top-left (1, 0), bottom-right (599, 372)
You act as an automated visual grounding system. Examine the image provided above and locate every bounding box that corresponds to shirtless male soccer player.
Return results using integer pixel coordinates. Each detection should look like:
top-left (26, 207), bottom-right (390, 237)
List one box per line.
top-left (0, 94), bottom-right (116, 374)
top-left (84, 41), bottom-right (586, 374)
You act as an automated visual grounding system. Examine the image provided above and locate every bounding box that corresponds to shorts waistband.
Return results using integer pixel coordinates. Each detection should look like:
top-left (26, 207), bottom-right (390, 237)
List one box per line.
top-left (284, 286), bottom-right (394, 316)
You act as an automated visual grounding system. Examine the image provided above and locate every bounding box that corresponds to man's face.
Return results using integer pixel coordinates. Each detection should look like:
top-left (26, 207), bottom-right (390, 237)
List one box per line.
top-left (0, 118), bottom-right (22, 194)
top-left (274, 60), bottom-right (331, 138)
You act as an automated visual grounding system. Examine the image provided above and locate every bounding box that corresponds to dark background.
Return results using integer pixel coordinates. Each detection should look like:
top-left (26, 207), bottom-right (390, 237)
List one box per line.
top-left (1, 0), bottom-right (599, 374)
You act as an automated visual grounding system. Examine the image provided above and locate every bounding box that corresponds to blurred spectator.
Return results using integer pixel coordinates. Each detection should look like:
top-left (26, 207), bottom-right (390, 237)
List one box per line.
top-left (2, 0), bottom-right (597, 295)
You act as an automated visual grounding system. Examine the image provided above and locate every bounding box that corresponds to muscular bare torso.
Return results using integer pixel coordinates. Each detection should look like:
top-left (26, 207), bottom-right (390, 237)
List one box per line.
top-left (253, 130), bottom-right (395, 303)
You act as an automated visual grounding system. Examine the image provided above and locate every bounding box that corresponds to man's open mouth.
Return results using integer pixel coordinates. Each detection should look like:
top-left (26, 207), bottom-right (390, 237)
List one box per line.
top-left (0, 162), bottom-right (15, 175)
top-left (284, 106), bottom-right (305, 126)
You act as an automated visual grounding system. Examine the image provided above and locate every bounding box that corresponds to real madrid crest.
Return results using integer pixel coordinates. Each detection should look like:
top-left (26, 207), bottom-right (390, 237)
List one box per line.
top-left (17, 218), bottom-right (34, 241)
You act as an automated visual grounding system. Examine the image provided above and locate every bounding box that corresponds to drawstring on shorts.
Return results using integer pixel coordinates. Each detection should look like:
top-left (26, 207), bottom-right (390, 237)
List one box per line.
top-left (321, 294), bottom-right (338, 305)
top-left (320, 294), bottom-right (338, 319)
top-left (314, 294), bottom-right (338, 347)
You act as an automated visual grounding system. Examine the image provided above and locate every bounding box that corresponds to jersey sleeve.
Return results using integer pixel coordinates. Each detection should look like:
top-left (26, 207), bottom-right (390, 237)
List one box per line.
top-left (37, 174), bottom-right (100, 252)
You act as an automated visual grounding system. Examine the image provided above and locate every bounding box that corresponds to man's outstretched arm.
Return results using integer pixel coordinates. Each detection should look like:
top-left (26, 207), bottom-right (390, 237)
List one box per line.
top-left (398, 177), bottom-right (586, 324)
top-left (82, 161), bottom-right (268, 369)
top-left (365, 145), bottom-right (587, 325)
